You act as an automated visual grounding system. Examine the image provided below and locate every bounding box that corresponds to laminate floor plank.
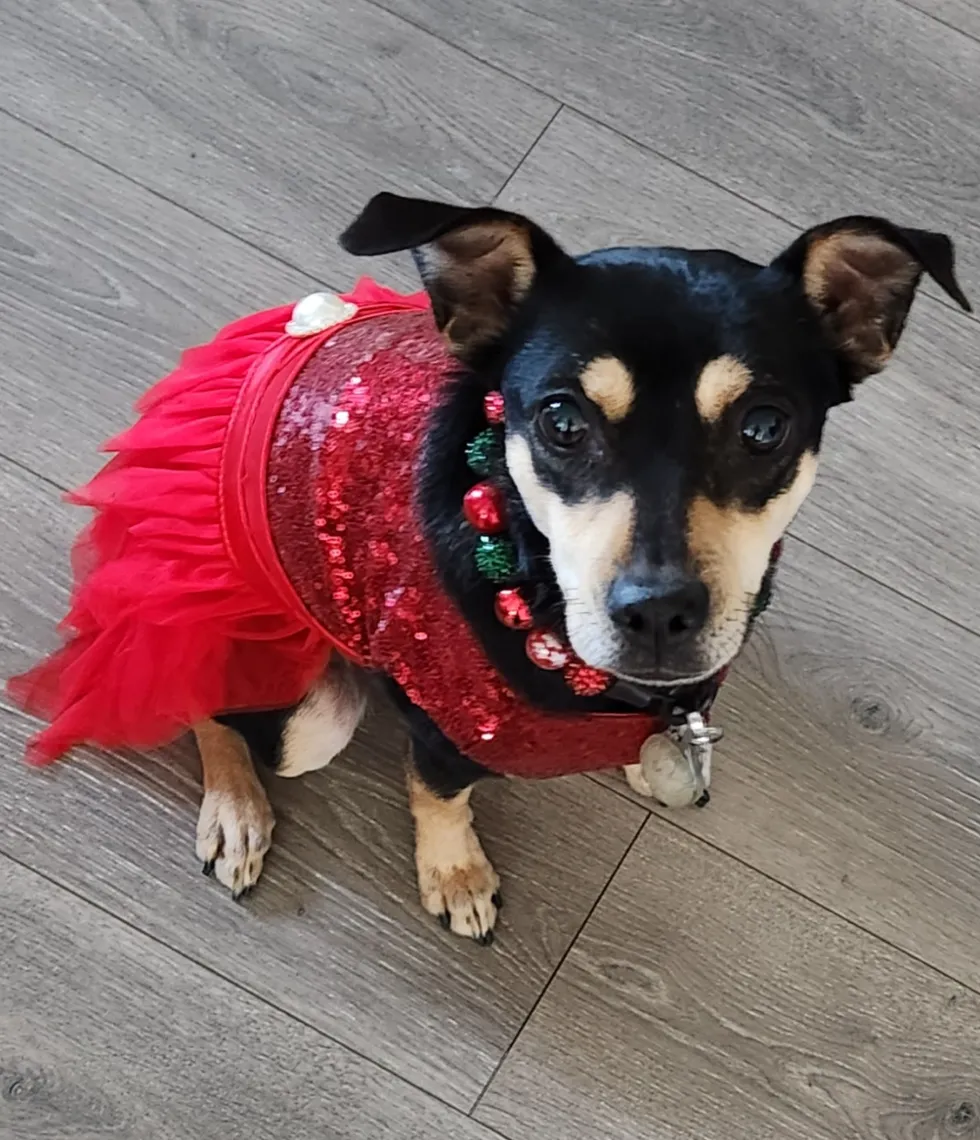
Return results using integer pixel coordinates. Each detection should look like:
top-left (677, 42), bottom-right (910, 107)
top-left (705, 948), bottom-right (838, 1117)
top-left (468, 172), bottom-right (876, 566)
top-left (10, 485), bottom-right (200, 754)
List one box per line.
top-left (476, 820), bottom-right (980, 1140)
top-left (900, 0), bottom-right (980, 41)
top-left (496, 108), bottom-right (980, 634)
top-left (0, 111), bottom-right (412, 491)
top-left (0, 0), bottom-right (557, 278)
top-left (590, 531), bottom-right (980, 994)
top-left (379, 0), bottom-right (980, 305)
top-left (0, 856), bottom-right (501, 1140)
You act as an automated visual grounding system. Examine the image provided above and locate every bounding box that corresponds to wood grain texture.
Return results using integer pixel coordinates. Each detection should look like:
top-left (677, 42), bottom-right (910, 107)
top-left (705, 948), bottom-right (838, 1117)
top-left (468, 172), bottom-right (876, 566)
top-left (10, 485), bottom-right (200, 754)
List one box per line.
top-left (496, 108), bottom-right (980, 635)
top-left (901, 0), bottom-right (980, 41)
top-left (0, 111), bottom-right (406, 490)
top-left (0, 0), bottom-right (556, 277)
top-left (592, 532), bottom-right (980, 993)
top-left (0, 112), bottom-right (318, 488)
top-left (380, 0), bottom-right (980, 304)
top-left (477, 820), bottom-right (980, 1140)
top-left (0, 857), bottom-right (501, 1140)
top-left (1, 448), bottom-right (646, 1108)
top-left (0, 704), bottom-right (645, 1111)
top-left (5, 3), bottom-right (980, 1131)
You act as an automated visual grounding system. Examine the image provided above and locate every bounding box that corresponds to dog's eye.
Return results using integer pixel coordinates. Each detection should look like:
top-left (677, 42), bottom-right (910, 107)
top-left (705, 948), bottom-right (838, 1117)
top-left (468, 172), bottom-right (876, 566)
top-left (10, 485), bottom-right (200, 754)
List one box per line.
top-left (538, 398), bottom-right (589, 449)
top-left (740, 405), bottom-right (789, 454)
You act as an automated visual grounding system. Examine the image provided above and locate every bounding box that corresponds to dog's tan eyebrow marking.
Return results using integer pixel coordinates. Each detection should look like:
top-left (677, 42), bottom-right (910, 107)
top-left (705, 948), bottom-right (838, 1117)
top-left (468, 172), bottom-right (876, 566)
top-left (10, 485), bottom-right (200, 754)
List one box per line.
top-left (694, 355), bottom-right (753, 422)
top-left (579, 356), bottom-right (635, 422)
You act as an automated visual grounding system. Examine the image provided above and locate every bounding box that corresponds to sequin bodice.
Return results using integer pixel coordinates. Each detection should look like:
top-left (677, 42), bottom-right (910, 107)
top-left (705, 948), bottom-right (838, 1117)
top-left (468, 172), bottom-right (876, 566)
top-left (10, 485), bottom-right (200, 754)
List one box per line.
top-left (265, 307), bottom-right (660, 778)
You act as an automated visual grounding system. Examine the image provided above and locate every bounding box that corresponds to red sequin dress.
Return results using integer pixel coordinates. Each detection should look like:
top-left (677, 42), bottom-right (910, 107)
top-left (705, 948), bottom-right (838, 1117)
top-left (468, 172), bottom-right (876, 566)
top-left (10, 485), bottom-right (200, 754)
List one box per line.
top-left (9, 280), bottom-right (660, 778)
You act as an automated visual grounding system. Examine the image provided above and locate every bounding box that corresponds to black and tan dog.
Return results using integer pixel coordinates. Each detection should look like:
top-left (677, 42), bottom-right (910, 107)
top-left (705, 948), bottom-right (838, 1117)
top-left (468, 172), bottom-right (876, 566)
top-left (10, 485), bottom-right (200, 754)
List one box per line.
top-left (184, 195), bottom-right (968, 942)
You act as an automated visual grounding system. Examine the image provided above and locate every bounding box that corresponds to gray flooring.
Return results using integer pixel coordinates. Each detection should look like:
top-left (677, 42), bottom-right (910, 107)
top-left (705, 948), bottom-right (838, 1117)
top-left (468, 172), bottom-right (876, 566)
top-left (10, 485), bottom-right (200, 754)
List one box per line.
top-left (1, 2), bottom-right (979, 1137)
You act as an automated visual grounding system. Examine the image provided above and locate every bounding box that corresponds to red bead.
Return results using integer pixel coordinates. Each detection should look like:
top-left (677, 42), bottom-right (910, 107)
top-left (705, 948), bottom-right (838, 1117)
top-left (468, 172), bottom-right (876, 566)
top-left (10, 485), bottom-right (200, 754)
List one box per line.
top-left (462, 481), bottom-right (507, 534)
top-left (564, 660), bottom-right (613, 697)
top-left (526, 629), bottom-right (572, 670)
top-left (494, 587), bottom-right (533, 630)
top-left (483, 391), bottom-right (505, 424)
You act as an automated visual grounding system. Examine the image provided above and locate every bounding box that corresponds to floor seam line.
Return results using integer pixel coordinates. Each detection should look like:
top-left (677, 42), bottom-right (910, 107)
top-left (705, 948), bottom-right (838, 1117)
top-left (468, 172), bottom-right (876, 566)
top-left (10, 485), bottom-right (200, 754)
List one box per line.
top-left (0, 844), bottom-right (484, 1119)
top-left (782, 530), bottom-right (980, 644)
top-left (491, 103), bottom-right (564, 204)
top-left (890, 0), bottom-right (980, 47)
top-left (357, 2), bottom-right (979, 328)
top-left (1, 454), bottom-right (67, 496)
top-left (467, 810), bottom-right (650, 1117)
top-left (0, 105), bottom-right (323, 289)
top-left (584, 783), bottom-right (980, 1001)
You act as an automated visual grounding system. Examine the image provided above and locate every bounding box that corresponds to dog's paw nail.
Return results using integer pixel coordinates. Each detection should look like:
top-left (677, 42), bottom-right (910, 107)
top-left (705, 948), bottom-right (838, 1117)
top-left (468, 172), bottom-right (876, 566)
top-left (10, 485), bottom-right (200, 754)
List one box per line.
top-left (695, 789), bottom-right (711, 808)
top-left (196, 786), bottom-right (274, 896)
top-left (438, 911), bottom-right (452, 930)
top-left (477, 928), bottom-right (495, 947)
top-left (491, 891), bottom-right (503, 909)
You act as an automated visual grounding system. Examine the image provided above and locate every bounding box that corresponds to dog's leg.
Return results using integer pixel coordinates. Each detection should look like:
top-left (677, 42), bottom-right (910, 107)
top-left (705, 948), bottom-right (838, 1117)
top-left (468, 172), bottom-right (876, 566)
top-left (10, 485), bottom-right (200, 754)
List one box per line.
top-left (408, 741), bottom-right (501, 945)
top-left (194, 719), bottom-right (275, 899)
top-left (277, 658), bottom-right (367, 777)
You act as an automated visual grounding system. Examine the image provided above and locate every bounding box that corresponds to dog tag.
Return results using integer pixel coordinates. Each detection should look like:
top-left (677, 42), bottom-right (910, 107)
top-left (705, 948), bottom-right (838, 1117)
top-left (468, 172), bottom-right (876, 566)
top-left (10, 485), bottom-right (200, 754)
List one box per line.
top-left (677, 711), bottom-right (723, 793)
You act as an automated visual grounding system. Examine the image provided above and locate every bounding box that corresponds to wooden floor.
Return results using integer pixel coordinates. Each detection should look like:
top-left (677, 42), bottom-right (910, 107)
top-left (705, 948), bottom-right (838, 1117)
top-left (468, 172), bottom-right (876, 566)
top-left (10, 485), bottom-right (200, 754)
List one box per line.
top-left (2, 1), bottom-right (979, 1137)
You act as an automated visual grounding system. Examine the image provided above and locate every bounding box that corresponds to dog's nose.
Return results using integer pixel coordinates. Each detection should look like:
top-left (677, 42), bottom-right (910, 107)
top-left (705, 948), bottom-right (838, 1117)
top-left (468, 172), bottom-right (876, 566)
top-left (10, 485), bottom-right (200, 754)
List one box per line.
top-left (608, 572), bottom-right (709, 649)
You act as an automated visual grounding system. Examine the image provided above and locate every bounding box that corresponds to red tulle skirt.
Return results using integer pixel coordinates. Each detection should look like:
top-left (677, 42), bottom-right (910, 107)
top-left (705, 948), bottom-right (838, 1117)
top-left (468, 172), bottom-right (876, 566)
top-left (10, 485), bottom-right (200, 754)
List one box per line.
top-left (8, 303), bottom-right (334, 765)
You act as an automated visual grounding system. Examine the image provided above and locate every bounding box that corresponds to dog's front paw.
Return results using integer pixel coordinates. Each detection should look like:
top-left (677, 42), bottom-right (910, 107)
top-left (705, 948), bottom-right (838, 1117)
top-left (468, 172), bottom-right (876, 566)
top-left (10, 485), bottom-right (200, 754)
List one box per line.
top-left (416, 835), bottom-right (501, 946)
top-left (196, 781), bottom-right (275, 900)
top-left (623, 760), bottom-right (659, 799)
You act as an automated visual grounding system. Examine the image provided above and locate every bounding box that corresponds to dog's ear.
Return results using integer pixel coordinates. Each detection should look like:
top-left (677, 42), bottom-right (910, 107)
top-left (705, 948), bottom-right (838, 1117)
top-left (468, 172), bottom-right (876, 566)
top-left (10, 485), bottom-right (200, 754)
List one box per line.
top-left (340, 192), bottom-right (570, 357)
top-left (773, 217), bottom-right (971, 382)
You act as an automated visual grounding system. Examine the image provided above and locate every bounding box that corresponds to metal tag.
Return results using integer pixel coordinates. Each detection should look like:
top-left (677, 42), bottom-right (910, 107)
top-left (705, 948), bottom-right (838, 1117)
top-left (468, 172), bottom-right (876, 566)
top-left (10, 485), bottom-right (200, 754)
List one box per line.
top-left (673, 711), bottom-right (723, 794)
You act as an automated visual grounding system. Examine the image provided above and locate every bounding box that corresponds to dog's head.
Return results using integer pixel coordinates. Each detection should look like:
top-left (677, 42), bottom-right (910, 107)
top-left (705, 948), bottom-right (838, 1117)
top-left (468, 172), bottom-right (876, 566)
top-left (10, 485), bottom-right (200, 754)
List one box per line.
top-left (342, 194), bottom-right (969, 686)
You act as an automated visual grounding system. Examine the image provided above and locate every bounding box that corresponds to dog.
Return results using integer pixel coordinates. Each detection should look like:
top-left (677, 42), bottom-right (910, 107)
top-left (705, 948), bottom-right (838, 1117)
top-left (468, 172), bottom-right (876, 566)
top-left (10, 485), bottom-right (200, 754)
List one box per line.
top-left (192, 193), bottom-right (969, 943)
top-left (12, 193), bottom-right (968, 944)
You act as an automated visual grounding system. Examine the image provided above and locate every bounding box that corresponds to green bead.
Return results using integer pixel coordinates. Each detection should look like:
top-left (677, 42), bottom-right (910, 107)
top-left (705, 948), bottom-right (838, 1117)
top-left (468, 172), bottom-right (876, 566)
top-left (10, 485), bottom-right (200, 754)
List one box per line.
top-left (465, 428), bottom-right (497, 476)
top-left (474, 534), bottom-right (517, 582)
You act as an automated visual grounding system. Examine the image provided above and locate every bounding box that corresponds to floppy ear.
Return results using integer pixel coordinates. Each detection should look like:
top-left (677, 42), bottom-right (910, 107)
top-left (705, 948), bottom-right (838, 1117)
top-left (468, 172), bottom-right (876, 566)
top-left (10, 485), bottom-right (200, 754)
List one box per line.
top-left (340, 192), bottom-right (570, 357)
top-left (773, 217), bottom-right (971, 382)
